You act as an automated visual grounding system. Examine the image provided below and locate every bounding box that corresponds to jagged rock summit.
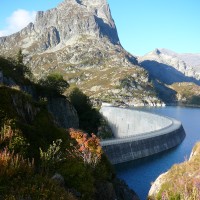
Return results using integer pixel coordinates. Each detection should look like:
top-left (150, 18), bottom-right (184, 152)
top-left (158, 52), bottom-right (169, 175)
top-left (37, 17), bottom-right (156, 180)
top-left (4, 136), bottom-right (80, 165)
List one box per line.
top-left (0, 0), bottom-right (119, 54)
top-left (0, 0), bottom-right (162, 106)
top-left (34, 0), bottom-right (119, 46)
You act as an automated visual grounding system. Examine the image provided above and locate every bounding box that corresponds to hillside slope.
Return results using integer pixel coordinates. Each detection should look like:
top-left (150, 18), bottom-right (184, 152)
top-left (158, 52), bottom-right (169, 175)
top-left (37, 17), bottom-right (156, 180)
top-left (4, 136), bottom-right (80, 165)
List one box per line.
top-left (0, 57), bottom-right (140, 200)
top-left (0, 56), bottom-right (141, 200)
top-left (138, 48), bottom-right (200, 84)
top-left (0, 0), bottom-right (162, 106)
top-left (139, 49), bottom-right (200, 105)
top-left (148, 142), bottom-right (200, 199)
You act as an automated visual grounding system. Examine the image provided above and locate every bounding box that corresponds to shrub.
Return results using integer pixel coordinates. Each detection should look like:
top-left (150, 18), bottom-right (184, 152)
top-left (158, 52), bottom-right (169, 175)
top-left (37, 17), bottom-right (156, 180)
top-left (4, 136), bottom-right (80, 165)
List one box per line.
top-left (58, 158), bottom-right (95, 200)
top-left (0, 55), bottom-right (32, 83)
top-left (0, 121), bottom-right (15, 144)
top-left (38, 73), bottom-right (69, 95)
top-left (69, 87), bottom-right (101, 133)
top-left (0, 147), bottom-right (34, 179)
top-left (40, 139), bottom-right (63, 173)
top-left (9, 135), bottom-right (29, 156)
top-left (0, 120), bottom-right (29, 155)
top-left (97, 118), bottom-right (113, 139)
top-left (68, 128), bottom-right (102, 167)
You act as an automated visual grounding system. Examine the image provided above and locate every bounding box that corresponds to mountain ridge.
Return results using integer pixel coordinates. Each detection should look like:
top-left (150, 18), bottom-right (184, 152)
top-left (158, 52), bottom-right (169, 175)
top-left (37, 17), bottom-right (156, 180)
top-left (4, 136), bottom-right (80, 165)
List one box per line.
top-left (138, 48), bottom-right (200, 105)
top-left (139, 48), bottom-right (200, 82)
top-left (157, 48), bottom-right (200, 68)
top-left (0, 0), bottom-right (162, 107)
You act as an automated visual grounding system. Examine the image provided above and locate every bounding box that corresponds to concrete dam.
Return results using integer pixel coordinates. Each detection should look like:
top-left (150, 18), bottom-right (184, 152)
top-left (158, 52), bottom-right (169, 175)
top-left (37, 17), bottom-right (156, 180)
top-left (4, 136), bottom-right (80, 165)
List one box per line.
top-left (100, 106), bottom-right (186, 164)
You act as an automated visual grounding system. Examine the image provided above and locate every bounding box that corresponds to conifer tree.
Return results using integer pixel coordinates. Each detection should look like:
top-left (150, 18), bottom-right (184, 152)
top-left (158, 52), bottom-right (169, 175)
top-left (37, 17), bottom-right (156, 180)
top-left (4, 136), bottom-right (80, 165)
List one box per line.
top-left (17, 48), bottom-right (23, 65)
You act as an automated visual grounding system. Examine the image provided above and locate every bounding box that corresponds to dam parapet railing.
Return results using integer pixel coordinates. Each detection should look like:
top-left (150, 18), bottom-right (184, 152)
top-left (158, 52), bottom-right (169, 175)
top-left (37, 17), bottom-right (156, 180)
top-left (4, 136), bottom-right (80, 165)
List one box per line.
top-left (100, 106), bottom-right (186, 164)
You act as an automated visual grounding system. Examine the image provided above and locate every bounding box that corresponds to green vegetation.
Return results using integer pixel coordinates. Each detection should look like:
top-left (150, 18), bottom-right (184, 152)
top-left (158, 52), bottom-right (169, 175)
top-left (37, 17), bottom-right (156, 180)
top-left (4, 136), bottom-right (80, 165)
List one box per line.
top-left (0, 56), bottom-right (115, 200)
top-left (0, 56), bottom-right (32, 84)
top-left (171, 82), bottom-right (200, 106)
top-left (189, 95), bottom-right (200, 105)
top-left (97, 118), bottom-right (113, 139)
top-left (149, 142), bottom-right (200, 200)
top-left (69, 87), bottom-right (101, 133)
top-left (16, 48), bottom-right (23, 65)
top-left (38, 73), bottom-right (69, 95)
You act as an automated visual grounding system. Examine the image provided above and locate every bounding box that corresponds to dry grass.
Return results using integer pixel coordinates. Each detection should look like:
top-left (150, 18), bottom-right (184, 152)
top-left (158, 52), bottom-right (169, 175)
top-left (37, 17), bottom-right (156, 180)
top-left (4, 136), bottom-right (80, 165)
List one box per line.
top-left (153, 142), bottom-right (200, 199)
top-left (170, 82), bottom-right (200, 98)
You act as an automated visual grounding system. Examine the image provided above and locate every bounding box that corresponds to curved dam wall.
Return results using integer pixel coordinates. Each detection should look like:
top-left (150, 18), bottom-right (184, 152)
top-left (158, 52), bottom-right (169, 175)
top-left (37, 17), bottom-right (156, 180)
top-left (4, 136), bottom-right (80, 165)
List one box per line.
top-left (100, 107), bottom-right (172, 138)
top-left (100, 107), bottom-right (186, 164)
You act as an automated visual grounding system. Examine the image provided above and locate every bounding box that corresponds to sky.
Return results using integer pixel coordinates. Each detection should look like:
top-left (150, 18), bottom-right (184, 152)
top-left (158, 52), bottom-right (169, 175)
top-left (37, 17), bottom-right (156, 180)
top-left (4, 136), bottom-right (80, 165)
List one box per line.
top-left (0, 0), bottom-right (200, 56)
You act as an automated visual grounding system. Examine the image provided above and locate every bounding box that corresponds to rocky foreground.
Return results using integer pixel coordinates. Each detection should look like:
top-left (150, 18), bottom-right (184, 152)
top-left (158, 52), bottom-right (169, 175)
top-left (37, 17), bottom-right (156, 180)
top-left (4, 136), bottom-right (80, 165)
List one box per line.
top-left (148, 142), bottom-right (200, 199)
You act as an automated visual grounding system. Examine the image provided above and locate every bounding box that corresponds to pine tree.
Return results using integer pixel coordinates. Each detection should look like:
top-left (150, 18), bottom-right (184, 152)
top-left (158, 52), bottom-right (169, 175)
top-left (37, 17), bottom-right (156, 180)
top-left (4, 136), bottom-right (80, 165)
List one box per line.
top-left (17, 49), bottom-right (23, 65)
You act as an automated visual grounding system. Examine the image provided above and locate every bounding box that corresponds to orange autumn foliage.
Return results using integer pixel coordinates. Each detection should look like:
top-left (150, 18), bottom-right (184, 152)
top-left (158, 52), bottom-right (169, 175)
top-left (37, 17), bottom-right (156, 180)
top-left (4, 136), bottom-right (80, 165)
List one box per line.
top-left (68, 128), bottom-right (102, 167)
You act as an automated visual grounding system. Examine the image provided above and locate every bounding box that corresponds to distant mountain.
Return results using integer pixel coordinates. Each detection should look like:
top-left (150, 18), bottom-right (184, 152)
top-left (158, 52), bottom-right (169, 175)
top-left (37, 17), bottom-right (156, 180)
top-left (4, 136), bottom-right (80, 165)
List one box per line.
top-left (159, 48), bottom-right (200, 69)
top-left (0, 0), bottom-right (162, 106)
top-left (138, 49), bottom-right (200, 105)
top-left (138, 48), bottom-right (200, 84)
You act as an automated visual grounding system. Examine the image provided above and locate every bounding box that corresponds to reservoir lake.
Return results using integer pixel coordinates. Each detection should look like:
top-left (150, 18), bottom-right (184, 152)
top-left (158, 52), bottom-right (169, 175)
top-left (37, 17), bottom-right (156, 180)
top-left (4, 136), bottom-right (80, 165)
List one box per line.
top-left (115, 106), bottom-right (200, 200)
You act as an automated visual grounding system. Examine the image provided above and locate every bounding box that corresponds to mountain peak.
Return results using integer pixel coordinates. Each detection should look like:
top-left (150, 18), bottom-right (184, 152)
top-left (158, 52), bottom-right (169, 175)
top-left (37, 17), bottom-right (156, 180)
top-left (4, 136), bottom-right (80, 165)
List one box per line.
top-left (57, 0), bottom-right (113, 26)
top-left (0, 0), bottom-right (163, 107)
top-left (72, 0), bottom-right (107, 6)
top-left (154, 48), bottom-right (161, 55)
top-left (0, 0), bottom-right (120, 64)
top-left (157, 48), bottom-right (177, 57)
top-left (32, 0), bottom-right (119, 47)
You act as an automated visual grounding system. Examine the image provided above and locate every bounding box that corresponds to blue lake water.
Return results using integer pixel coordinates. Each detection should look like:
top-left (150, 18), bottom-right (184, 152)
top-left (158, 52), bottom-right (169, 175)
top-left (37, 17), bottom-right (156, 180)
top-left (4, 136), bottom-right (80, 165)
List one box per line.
top-left (115, 106), bottom-right (200, 200)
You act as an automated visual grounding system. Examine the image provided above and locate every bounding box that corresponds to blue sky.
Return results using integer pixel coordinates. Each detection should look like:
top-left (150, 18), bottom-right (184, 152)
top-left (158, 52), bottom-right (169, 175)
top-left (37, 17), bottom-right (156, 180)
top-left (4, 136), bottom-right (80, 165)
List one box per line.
top-left (0, 0), bottom-right (200, 56)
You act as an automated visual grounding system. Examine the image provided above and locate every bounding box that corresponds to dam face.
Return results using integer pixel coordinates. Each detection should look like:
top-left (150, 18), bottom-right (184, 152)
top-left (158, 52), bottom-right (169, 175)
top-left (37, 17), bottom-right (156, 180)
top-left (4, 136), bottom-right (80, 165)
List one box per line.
top-left (100, 107), bottom-right (186, 164)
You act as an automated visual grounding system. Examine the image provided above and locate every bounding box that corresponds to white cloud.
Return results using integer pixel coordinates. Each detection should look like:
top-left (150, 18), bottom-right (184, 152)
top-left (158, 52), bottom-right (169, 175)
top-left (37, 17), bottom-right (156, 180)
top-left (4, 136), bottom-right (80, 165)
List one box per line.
top-left (0, 9), bottom-right (36, 37)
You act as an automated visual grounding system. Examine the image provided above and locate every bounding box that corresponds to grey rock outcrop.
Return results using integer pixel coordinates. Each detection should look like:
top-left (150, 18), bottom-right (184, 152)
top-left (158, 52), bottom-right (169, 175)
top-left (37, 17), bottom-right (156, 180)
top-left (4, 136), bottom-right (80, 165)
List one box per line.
top-left (158, 48), bottom-right (200, 69)
top-left (11, 93), bottom-right (40, 123)
top-left (0, 70), bottom-right (78, 128)
top-left (0, 0), bottom-right (162, 107)
top-left (47, 96), bottom-right (79, 128)
top-left (139, 48), bottom-right (200, 84)
top-left (0, 0), bottom-right (119, 56)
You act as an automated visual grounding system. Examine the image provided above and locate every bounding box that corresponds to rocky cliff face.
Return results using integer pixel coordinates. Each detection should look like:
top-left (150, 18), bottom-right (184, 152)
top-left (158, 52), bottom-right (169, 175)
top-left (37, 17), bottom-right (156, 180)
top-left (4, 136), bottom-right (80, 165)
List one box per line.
top-left (0, 0), bottom-right (119, 55)
top-left (159, 49), bottom-right (200, 71)
top-left (47, 96), bottom-right (79, 128)
top-left (138, 49), bottom-right (200, 105)
top-left (0, 68), bottom-right (79, 129)
top-left (139, 48), bottom-right (200, 84)
top-left (0, 0), bottom-right (162, 106)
